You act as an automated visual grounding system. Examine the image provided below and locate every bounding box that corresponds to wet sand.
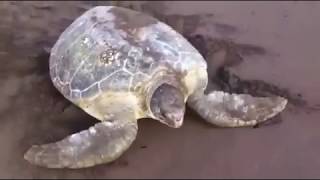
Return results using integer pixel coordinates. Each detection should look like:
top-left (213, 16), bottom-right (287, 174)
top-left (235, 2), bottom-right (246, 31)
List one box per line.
top-left (0, 1), bottom-right (319, 178)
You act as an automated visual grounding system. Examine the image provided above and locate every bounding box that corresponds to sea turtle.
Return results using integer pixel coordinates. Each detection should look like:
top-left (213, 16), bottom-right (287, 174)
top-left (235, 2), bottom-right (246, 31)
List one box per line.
top-left (24, 6), bottom-right (288, 169)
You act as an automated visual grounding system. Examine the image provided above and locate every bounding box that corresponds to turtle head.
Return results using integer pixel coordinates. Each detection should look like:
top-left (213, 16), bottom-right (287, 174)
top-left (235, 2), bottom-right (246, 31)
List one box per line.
top-left (150, 83), bottom-right (186, 128)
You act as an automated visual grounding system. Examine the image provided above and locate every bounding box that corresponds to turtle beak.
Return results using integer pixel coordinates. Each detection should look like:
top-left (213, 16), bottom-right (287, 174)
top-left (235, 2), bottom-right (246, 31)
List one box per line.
top-left (163, 110), bottom-right (185, 128)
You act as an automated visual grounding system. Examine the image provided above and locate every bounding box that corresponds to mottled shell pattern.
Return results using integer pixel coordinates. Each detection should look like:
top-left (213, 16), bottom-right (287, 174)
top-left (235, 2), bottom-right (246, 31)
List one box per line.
top-left (49, 6), bottom-right (208, 121)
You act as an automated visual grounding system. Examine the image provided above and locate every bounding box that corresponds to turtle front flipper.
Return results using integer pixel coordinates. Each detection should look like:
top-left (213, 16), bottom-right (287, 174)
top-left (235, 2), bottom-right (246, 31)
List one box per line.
top-left (24, 120), bottom-right (138, 169)
top-left (187, 91), bottom-right (288, 127)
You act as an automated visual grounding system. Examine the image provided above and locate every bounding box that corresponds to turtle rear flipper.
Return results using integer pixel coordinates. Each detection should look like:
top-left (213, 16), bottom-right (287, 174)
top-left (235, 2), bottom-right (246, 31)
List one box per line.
top-left (187, 91), bottom-right (288, 127)
top-left (24, 120), bottom-right (138, 169)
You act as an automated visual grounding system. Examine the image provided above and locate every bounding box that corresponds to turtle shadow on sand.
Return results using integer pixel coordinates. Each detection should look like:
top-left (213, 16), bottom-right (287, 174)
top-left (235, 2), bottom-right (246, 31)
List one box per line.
top-left (187, 33), bottom-right (320, 126)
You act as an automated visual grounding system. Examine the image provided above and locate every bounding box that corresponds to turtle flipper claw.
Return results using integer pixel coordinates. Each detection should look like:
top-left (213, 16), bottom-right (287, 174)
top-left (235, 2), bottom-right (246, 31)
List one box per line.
top-left (24, 120), bottom-right (138, 169)
top-left (188, 91), bottom-right (288, 128)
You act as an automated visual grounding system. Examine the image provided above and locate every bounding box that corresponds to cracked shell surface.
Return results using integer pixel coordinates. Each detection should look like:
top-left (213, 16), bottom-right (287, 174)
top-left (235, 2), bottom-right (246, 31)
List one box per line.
top-left (49, 6), bottom-right (207, 103)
